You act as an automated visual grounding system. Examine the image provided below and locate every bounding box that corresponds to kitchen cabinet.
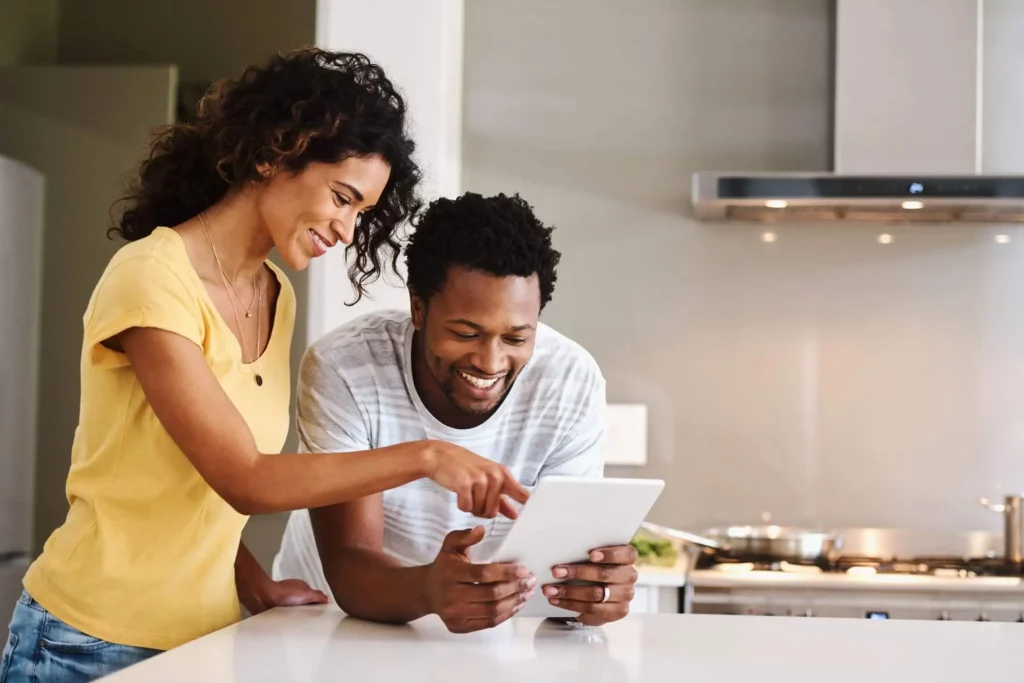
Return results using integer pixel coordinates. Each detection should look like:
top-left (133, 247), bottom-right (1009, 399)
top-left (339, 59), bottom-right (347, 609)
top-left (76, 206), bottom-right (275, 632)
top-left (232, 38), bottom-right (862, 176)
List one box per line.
top-left (631, 567), bottom-right (685, 614)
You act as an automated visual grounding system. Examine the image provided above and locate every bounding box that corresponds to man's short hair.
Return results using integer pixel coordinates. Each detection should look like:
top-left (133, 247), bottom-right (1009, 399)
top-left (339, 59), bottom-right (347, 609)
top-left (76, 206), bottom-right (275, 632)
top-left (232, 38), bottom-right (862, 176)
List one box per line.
top-left (404, 192), bottom-right (561, 310)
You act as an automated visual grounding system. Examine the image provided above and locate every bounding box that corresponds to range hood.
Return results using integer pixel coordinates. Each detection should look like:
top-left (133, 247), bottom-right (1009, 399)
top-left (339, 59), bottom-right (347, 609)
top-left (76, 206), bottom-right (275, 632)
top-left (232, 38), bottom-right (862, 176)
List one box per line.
top-left (692, 0), bottom-right (1024, 224)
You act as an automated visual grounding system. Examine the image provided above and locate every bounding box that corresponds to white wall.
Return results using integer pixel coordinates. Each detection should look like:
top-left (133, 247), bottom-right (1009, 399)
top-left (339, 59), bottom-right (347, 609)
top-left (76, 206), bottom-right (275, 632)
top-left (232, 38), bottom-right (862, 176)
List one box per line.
top-left (308, 0), bottom-right (464, 343)
top-left (462, 0), bottom-right (1024, 535)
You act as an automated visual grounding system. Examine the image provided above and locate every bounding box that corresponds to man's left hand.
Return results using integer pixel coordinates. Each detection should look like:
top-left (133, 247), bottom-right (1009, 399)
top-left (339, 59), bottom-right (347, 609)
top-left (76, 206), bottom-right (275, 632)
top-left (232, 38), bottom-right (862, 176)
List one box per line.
top-left (542, 544), bottom-right (638, 626)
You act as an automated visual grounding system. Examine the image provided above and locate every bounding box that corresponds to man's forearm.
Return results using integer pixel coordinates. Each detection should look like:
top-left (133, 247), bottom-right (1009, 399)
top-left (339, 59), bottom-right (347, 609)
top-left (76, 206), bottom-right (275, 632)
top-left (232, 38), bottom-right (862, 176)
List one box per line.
top-left (325, 548), bottom-right (432, 624)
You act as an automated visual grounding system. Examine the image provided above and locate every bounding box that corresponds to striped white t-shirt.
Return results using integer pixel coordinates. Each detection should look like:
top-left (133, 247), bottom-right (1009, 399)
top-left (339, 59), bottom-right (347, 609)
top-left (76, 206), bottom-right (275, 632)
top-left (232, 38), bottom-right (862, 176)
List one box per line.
top-left (272, 310), bottom-right (606, 595)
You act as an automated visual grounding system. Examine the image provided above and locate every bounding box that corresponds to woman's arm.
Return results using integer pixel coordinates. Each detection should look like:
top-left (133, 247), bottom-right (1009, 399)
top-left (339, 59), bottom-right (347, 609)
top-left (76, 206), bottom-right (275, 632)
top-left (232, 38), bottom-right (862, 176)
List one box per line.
top-left (116, 327), bottom-right (527, 515)
top-left (235, 542), bottom-right (327, 614)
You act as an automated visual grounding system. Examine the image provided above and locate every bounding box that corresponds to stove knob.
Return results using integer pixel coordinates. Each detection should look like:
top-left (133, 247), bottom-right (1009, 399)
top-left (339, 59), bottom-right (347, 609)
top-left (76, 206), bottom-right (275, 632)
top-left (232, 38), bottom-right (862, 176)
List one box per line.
top-left (976, 612), bottom-right (989, 622)
top-left (804, 608), bottom-right (813, 618)
top-left (1016, 613), bottom-right (1024, 623)
top-left (937, 611), bottom-right (950, 621)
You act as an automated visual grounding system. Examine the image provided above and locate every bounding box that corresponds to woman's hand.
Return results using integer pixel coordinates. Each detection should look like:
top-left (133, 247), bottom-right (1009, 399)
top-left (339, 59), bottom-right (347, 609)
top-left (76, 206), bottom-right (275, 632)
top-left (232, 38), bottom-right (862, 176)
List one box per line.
top-left (423, 441), bottom-right (529, 519)
top-left (235, 542), bottom-right (329, 615)
top-left (257, 579), bottom-right (329, 613)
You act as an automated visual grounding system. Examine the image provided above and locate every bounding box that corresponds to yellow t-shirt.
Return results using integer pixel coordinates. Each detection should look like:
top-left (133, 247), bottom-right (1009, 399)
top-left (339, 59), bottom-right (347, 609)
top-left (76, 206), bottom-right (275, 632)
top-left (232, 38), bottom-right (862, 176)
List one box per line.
top-left (23, 226), bottom-right (294, 650)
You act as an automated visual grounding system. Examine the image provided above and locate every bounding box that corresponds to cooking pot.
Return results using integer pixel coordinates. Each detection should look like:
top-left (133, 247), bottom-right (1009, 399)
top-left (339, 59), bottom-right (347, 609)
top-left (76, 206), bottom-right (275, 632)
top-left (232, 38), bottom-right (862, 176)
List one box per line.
top-left (701, 524), bottom-right (843, 564)
top-left (640, 521), bottom-right (843, 566)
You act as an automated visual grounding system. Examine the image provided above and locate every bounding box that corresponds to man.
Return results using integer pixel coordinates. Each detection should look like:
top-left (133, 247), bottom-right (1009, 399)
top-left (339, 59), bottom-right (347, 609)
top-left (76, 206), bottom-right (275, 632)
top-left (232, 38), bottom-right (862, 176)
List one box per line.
top-left (273, 192), bottom-right (638, 632)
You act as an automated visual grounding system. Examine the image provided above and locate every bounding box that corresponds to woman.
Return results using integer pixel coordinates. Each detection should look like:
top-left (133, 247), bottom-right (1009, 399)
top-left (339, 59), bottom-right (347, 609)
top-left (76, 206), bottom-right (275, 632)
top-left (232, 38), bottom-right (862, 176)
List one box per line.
top-left (0, 47), bottom-right (526, 683)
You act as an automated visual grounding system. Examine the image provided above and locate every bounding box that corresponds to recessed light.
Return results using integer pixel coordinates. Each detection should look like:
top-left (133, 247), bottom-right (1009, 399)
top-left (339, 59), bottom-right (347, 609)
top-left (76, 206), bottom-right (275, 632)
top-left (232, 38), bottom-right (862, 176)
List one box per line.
top-left (761, 231), bottom-right (778, 243)
top-left (765, 200), bottom-right (788, 209)
top-left (995, 234), bottom-right (1011, 244)
top-left (902, 200), bottom-right (924, 210)
top-left (877, 233), bottom-right (893, 244)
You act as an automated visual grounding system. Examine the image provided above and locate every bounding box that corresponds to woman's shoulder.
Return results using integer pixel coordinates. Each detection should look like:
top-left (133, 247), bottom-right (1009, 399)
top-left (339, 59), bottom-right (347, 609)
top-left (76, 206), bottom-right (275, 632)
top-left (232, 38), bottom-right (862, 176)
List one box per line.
top-left (85, 227), bottom-right (205, 343)
top-left (77, 227), bottom-right (207, 360)
top-left (106, 225), bottom-right (185, 266)
top-left (99, 227), bottom-right (195, 292)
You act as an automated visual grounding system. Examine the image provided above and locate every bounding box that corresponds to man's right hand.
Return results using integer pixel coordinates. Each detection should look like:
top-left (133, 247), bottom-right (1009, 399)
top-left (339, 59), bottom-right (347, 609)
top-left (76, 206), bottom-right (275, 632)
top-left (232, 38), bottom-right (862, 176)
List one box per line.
top-left (424, 441), bottom-right (530, 519)
top-left (424, 527), bottom-right (535, 633)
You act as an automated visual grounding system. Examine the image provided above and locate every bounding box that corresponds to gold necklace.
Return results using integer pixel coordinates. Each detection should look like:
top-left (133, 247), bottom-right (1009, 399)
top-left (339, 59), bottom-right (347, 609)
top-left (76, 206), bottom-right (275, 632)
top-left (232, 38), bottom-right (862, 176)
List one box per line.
top-left (198, 212), bottom-right (264, 387)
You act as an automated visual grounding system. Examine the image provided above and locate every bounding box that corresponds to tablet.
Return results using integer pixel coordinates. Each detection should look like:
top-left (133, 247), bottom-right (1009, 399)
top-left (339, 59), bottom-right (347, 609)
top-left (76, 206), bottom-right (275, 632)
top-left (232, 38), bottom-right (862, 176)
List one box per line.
top-left (492, 475), bottom-right (665, 619)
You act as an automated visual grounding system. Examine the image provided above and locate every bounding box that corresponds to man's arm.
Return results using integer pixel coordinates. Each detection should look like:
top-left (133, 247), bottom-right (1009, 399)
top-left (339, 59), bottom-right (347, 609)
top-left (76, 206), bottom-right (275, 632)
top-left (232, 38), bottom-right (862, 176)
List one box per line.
top-left (310, 495), bottom-right (431, 623)
top-left (311, 493), bottom-right (534, 630)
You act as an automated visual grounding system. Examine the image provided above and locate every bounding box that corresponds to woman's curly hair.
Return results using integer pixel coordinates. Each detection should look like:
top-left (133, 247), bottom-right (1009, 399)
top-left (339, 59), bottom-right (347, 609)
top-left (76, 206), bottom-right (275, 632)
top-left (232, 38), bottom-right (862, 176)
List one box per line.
top-left (112, 47), bottom-right (422, 303)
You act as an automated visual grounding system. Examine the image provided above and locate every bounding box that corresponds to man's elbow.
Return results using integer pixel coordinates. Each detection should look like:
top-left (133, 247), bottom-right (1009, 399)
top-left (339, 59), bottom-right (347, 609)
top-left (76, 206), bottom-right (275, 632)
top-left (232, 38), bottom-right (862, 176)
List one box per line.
top-left (335, 600), bottom-right (413, 626)
top-left (324, 552), bottom-right (410, 623)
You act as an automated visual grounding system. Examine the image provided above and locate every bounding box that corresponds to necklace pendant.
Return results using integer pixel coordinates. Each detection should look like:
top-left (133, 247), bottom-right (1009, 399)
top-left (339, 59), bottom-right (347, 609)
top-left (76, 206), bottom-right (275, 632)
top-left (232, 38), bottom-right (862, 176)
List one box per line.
top-left (254, 373), bottom-right (263, 387)
top-left (246, 312), bottom-right (252, 318)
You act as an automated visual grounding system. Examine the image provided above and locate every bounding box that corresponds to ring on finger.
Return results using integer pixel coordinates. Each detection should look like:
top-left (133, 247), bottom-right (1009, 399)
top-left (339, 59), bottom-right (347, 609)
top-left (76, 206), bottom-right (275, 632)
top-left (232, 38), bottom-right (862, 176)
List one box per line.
top-left (600, 585), bottom-right (611, 603)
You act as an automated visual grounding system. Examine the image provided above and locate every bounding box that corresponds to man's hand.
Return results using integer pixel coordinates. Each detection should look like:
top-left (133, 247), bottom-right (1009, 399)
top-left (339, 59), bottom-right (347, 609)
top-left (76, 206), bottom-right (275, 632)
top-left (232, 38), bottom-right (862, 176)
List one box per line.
top-left (424, 527), bottom-right (536, 633)
top-left (542, 544), bottom-right (638, 626)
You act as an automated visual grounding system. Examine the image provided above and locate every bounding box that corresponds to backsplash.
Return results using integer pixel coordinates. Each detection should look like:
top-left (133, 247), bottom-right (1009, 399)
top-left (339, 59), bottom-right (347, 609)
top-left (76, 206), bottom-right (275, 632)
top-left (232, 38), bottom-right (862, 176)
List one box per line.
top-left (462, 0), bottom-right (1024, 535)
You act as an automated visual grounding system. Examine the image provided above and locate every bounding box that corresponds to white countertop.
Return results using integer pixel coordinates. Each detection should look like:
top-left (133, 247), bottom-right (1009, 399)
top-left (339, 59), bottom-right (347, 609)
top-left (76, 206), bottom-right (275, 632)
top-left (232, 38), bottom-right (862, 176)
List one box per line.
top-left (101, 605), bottom-right (1024, 682)
top-left (689, 569), bottom-right (1024, 593)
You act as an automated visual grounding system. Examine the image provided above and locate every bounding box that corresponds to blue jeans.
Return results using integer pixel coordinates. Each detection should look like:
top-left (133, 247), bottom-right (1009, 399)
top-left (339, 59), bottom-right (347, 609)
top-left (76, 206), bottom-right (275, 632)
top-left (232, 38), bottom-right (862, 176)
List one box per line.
top-left (0, 590), bottom-right (161, 683)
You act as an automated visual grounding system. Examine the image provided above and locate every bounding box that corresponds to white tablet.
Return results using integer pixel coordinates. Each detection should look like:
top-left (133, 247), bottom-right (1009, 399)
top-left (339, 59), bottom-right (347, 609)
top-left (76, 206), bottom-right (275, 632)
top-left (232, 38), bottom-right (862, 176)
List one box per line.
top-left (492, 475), bottom-right (665, 619)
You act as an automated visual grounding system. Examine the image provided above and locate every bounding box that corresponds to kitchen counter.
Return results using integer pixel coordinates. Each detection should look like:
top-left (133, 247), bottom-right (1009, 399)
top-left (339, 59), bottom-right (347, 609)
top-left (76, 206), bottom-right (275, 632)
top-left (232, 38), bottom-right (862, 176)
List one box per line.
top-left (689, 569), bottom-right (1024, 593)
top-left (101, 605), bottom-right (1024, 682)
top-left (635, 565), bottom-right (686, 587)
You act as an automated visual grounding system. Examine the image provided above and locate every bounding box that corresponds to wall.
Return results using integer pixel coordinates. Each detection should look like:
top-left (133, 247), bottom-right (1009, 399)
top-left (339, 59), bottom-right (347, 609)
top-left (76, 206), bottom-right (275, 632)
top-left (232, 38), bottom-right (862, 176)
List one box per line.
top-left (57, 0), bottom-right (316, 85)
top-left (0, 0), bottom-right (58, 65)
top-left (463, 0), bottom-right (1024, 535)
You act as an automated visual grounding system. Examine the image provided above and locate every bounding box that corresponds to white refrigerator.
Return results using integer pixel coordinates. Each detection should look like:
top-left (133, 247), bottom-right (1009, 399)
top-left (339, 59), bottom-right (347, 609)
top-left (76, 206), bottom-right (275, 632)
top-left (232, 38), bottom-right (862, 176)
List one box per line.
top-left (0, 153), bottom-right (44, 638)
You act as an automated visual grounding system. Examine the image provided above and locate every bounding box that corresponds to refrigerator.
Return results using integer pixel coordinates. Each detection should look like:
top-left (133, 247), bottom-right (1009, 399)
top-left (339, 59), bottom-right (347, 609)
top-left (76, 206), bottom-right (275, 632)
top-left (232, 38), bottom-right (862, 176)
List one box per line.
top-left (0, 153), bottom-right (44, 640)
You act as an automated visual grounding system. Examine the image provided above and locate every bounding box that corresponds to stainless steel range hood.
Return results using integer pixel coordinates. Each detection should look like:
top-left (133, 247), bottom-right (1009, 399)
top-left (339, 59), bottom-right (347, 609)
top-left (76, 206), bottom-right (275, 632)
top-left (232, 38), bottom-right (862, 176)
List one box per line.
top-left (692, 0), bottom-right (1024, 224)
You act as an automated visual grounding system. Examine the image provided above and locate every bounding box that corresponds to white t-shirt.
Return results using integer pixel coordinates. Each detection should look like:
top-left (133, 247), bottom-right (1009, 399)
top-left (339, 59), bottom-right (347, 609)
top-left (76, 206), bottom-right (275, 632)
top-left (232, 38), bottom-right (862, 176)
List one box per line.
top-left (272, 310), bottom-right (606, 595)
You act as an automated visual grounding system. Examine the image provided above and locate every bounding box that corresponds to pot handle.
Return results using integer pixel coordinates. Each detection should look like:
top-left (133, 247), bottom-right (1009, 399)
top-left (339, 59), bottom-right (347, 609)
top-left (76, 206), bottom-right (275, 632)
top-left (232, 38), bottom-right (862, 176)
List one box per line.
top-left (980, 496), bottom-right (1024, 513)
top-left (640, 521), bottom-right (724, 550)
top-left (980, 497), bottom-right (1007, 513)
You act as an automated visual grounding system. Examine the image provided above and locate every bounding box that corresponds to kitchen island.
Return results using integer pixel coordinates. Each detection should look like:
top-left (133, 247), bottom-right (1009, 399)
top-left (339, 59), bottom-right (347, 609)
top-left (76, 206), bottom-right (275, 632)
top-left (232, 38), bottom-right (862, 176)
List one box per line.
top-left (101, 604), bottom-right (1024, 682)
